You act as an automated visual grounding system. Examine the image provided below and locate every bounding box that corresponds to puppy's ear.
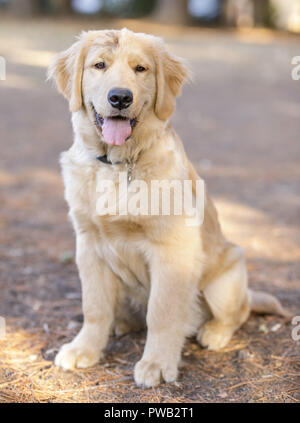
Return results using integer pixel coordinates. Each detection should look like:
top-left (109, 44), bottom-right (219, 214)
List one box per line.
top-left (154, 42), bottom-right (189, 121)
top-left (47, 32), bottom-right (89, 112)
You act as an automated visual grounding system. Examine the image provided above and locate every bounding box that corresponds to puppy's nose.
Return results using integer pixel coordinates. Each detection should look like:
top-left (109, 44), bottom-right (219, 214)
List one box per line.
top-left (108, 88), bottom-right (133, 110)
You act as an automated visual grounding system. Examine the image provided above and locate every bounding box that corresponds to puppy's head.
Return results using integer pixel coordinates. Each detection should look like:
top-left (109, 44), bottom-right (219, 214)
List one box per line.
top-left (48, 29), bottom-right (188, 147)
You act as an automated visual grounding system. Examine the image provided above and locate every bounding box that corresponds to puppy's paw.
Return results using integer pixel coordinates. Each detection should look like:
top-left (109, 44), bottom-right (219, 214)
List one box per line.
top-left (134, 358), bottom-right (178, 388)
top-left (55, 341), bottom-right (102, 370)
top-left (197, 320), bottom-right (233, 351)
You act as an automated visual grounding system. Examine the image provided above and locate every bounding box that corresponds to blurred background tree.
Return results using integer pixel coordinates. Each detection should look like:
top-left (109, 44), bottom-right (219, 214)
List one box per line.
top-left (1, 0), bottom-right (300, 32)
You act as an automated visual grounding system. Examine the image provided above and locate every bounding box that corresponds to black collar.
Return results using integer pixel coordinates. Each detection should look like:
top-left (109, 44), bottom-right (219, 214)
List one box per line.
top-left (96, 154), bottom-right (122, 165)
top-left (97, 154), bottom-right (137, 183)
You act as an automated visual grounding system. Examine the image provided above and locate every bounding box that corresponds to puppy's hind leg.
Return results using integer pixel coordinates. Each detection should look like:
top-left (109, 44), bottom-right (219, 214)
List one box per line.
top-left (197, 245), bottom-right (250, 350)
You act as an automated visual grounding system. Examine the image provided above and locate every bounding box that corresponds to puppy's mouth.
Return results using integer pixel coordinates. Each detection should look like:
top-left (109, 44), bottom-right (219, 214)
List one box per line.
top-left (92, 104), bottom-right (137, 146)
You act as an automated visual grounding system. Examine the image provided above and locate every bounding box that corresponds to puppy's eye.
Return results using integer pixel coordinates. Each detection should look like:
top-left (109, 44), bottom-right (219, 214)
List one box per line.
top-left (95, 62), bottom-right (106, 70)
top-left (135, 65), bottom-right (146, 72)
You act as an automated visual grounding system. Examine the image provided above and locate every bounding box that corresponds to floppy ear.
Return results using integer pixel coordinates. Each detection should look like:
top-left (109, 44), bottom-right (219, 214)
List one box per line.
top-left (47, 32), bottom-right (89, 112)
top-left (154, 43), bottom-right (189, 121)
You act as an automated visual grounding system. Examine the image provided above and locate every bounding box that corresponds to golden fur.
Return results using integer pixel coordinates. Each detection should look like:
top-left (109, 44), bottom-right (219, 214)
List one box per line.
top-left (48, 29), bottom-right (288, 388)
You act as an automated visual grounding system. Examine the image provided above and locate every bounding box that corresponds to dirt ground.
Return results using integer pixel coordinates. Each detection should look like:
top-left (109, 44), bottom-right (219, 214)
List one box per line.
top-left (0, 17), bottom-right (299, 403)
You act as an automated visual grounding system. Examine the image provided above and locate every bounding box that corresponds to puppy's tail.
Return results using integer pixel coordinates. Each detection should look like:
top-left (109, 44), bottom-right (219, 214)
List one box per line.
top-left (248, 289), bottom-right (291, 317)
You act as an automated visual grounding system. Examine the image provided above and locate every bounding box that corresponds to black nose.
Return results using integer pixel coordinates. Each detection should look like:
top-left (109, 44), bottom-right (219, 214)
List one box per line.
top-left (108, 88), bottom-right (133, 110)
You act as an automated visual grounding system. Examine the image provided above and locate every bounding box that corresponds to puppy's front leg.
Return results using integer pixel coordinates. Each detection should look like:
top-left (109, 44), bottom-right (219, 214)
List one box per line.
top-left (55, 232), bottom-right (118, 370)
top-left (134, 248), bottom-right (199, 388)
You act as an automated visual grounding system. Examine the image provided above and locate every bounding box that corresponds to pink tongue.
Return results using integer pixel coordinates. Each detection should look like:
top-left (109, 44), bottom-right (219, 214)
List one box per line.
top-left (102, 118), bottom-right (132, 146)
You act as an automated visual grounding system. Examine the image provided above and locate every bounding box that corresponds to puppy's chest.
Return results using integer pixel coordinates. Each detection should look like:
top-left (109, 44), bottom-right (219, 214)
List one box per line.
top-left (95, 167), bottom-right (150, 291)
top-left (64, 163), bottom-right (150, 292)
top-left (98, 234), bottom-right (150, 298)
top-left (72, 162), bottom-right (149, 211)
top-left (65, 163), bottom-right (131, 214)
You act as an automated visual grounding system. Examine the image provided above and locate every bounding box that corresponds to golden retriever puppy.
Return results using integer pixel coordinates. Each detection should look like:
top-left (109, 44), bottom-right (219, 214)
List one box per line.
top-left (48, 29), bottom-right (288, 388)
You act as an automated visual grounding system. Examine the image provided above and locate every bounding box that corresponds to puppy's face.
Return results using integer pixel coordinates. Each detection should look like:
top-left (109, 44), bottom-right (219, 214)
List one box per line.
top-left (83, 30), bottom-right (157, 146)
top-left (48, 29), bottom-right (188, 147)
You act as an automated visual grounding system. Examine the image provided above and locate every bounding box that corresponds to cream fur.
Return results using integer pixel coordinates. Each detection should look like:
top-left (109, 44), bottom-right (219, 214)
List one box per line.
top-left (48, 28), bottom-right (286, 388)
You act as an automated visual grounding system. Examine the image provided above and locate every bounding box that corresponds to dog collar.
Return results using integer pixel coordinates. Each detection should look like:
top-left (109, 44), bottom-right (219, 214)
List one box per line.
top-left (96, 154), bottom-right (122, 165)
top-left (97, 155), bottom-right (135, 183)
